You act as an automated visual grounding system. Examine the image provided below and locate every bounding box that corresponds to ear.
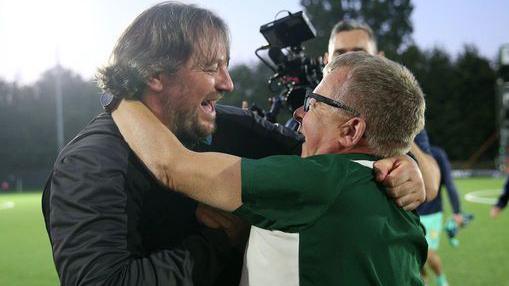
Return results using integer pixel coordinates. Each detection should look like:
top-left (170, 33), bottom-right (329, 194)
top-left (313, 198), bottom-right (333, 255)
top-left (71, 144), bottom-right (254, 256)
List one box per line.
top-left (142, 74), bottom-right (166, 120)
top-left (337, 117), bottom-right (366, 147)
top-left (323, 52), bottom-right (329, 65)
top-left (147, 74), bottom-right (164, 93)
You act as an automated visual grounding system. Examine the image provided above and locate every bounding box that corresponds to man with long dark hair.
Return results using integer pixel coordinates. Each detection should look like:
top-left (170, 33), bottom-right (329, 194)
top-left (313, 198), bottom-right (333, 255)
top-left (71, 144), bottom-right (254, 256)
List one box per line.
top-left (43, 3), bottom-right (244, 285)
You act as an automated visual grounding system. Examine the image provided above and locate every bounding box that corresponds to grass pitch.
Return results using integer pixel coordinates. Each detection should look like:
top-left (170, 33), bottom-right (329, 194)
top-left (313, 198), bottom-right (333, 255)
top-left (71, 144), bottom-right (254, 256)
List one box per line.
top-left (0, 191), bottom-right (57, 285)
top-left (0, 177), bottom-right (508, 285)
top-left (427, 177), bottom-right (509, 286)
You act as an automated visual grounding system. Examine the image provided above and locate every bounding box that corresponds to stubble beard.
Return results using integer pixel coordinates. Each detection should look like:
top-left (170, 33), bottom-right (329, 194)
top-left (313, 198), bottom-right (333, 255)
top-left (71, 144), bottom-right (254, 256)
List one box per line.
top-left (163, 99), bottom-right (215, 147)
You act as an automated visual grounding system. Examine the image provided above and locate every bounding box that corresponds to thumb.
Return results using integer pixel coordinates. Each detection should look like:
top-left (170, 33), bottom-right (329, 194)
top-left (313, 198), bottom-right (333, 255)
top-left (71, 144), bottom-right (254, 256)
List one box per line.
top-left (373, 157), bottom-right (397, 182)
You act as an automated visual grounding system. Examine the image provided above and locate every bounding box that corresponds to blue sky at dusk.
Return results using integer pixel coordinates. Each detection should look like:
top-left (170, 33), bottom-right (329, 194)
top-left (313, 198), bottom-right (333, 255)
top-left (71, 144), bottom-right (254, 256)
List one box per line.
top-left (0, 0), bottom-right (508, 83)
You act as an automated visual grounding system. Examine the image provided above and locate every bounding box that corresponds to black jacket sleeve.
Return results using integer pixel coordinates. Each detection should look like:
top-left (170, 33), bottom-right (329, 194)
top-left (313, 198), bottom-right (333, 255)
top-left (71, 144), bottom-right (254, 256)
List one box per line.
top-left (202, 104), bottom-right (303, 158)
top-left (43, 132), bottom-right (234, 286)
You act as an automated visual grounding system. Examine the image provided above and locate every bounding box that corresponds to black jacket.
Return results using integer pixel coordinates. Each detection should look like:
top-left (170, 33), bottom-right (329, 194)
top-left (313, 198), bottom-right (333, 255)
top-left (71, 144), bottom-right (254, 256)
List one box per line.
top-left (202, 104), bottom-right (302, 157)
top-left (42, 105), bottom-right (302, 286)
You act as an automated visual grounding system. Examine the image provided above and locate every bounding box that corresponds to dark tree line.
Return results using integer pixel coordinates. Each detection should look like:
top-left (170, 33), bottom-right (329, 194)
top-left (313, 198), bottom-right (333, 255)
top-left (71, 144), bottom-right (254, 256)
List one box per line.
top-left (0, 0), bottom-right (500, 188)
top-left (0, 68), bottom-right (102, 188)
top-left (400, 45), bottom-right (497, 163)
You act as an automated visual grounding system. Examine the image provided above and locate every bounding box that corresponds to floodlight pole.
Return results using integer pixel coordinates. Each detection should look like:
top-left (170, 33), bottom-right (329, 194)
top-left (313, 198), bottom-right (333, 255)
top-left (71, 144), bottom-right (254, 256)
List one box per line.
top-left (497, 44), bottom-right (509, 173)
top-left (55, 64), bottom-right (64, 151)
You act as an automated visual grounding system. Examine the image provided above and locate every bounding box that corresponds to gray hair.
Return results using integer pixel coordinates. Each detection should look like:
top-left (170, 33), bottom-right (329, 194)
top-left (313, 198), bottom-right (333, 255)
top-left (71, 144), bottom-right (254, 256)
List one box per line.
top-left (329, 20), bottom-right (377, 53)
top-left (325, 52), bottom-right (425, 157)
top-left (96, 1), bottom-right (230, 99)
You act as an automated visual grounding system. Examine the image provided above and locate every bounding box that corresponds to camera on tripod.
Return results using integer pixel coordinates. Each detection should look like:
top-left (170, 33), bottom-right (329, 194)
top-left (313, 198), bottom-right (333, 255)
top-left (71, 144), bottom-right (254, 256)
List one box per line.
top-left (255, 11), bottom-right (324, 125)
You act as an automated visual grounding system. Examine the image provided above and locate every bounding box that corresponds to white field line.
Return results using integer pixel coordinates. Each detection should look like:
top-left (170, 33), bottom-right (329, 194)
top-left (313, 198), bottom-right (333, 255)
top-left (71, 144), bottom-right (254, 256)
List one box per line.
top-left (464, 189), bottom-right (500, 205)
top-left (0, 201), bottom-right (15, 210)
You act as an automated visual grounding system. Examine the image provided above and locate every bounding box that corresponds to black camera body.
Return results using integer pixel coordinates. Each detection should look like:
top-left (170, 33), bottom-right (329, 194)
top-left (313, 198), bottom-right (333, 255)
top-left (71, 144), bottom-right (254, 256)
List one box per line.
top-left (260, 11), bottom-right (316, 48)
top-left (256, 11), bottom-right (324, 121)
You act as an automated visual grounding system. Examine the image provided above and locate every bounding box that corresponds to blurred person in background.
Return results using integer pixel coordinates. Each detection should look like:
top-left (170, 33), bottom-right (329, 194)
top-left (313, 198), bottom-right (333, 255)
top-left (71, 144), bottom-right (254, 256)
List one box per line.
top-left (1, 181), bottom-right (9, 191)
top-left (418, 146), bottom-right (464, 286)
top-left (491, 180), bottom-right (509, 218)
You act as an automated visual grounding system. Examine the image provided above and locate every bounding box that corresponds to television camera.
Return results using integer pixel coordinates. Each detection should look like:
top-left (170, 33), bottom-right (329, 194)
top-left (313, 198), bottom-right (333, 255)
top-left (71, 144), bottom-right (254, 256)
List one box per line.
top-left (254, 11), bottom-right (324, 125)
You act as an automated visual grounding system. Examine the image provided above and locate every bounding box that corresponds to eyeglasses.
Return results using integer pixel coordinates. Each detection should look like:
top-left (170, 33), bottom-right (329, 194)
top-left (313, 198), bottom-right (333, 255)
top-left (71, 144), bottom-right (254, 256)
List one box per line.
top-left (304, 91), bottom-right (360, 117)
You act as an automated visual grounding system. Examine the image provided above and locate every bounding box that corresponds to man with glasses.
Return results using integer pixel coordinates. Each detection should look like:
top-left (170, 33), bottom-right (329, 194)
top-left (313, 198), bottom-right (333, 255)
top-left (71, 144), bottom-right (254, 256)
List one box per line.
top-left (325, 20), bottom-right (440, 202)
top-left (303, 91), bottom-right (361, 115)
top-left (111, 52), bottom-right (428, 285)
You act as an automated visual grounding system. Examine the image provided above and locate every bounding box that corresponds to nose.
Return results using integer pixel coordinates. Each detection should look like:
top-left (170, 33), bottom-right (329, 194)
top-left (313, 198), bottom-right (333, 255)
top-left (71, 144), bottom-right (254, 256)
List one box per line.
top-left (217, 66), bottom-right (234, 92)
top-left (293, 106), bottom-right (305, 123)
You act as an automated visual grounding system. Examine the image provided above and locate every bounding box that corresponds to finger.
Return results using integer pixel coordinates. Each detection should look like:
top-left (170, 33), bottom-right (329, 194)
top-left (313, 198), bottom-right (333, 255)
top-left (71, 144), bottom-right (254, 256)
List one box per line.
top-left (373, 157), bottom-right (398, 182)
top-left (387, 154), bottom-right (419, 177)
top-left (383, 158), bottom-right (417, 187)
top-left (206, 210), bottom-right (235, 228)
top-left (402, 201), bottom-right (420, 211)
top-left (196, 204), bottom-right (235, 228)
top-left (396, 194), bottom-right (418, 209)
top-left (386, 170), bottom-right (424, 201)
top-left (211, 208), bottom-right (240, 224)
top-left (388, 178), bottom-right (425, 205)
top-left (382, 163), bottom-right (414, 189)
top-left (385, 180), bottom-right (414, 198)
top-left (206, 205), bottom-right (239, 220)
top-left (196, 210), bottom-right (222, 229)
top-left (373, 166), bottom-right (388, 183)
top-left (383, 171), bottom-right (409, 188)
top-left (385, 187), bottom-right (398, 199)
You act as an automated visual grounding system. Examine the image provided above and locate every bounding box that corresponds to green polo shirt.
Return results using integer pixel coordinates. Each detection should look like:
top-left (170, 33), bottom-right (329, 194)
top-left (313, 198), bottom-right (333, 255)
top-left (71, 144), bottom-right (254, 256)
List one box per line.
top-left (234, 153), bottom-right (426, 286)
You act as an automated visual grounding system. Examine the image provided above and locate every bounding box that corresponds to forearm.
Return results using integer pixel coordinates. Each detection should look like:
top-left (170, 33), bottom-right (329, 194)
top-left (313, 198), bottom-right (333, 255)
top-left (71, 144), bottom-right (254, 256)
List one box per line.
top-left (172, 150), bottom-right (241, 211)
top-left (112, 99), bottom-right (242, 211)
top-left (445, 185), bottom-right (462, 214)
top-left (411, 143), bottom-right (440, 201)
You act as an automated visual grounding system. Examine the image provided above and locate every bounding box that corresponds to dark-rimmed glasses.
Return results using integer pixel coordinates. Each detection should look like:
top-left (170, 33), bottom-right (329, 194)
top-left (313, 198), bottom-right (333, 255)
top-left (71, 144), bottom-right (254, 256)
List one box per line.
top-left (304, 91), bottom-right (360, 117)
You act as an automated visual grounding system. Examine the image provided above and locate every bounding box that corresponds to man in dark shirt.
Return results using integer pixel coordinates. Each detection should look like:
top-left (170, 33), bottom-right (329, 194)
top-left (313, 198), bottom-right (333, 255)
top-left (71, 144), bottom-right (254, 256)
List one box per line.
top-left (42, 3), bottom-right (246, 285)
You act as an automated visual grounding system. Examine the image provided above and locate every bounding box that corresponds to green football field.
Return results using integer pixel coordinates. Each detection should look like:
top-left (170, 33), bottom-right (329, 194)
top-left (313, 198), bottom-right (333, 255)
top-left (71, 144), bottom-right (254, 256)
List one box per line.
top-left (0, 177), bottom-right (508, 285)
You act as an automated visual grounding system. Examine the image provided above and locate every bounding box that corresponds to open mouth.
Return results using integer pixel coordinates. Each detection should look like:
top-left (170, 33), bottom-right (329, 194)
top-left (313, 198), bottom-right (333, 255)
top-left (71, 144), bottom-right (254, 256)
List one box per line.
top-left (200, 99), bottom-right (216, 116)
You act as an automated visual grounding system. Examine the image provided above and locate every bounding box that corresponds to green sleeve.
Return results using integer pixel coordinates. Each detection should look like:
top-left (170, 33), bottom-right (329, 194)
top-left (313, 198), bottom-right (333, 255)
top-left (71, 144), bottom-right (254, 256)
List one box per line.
top-left (233, 154), bottom-right (350, 232)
